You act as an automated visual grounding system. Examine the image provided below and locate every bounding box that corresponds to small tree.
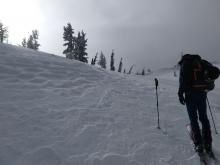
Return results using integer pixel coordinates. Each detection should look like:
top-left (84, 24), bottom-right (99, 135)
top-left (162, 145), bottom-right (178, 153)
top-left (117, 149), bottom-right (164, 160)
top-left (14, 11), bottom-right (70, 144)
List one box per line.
top-left (123, 69), bottom-right (126, 74)
top-left (110, 50), bottom-right (115, 71)
top-left (32, 30), bottom-right (40, 50)
top-left (27, 30), bottom-right (40, 50)
top-left (27, 35), bottom-right (34, 49)
top-left (91, 52), bottom-right (98, 65)
top-left (21, 38), bottom-right (27, 47)
top-left (98, 51), bottom-right (107, 69)
top-left (128, 65), bottom-right (134, 74)
top-left (118, 58), bottom-right (123, 73)
top-left (142, 68), bottom-right (145, 75)
top-left (0, 22), bottom-right (8, 43)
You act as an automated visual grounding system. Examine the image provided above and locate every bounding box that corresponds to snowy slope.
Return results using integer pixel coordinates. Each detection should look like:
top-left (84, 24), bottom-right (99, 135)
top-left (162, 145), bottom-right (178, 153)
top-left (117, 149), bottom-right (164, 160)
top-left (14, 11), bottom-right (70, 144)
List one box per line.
top-left (0, 43), bottom-right (220, 165)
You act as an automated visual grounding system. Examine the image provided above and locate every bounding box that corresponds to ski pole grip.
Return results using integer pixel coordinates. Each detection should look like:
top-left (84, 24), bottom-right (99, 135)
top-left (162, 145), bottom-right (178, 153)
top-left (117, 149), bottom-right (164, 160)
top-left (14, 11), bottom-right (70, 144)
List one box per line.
top-left (155, 78), bottom-right (158, 88)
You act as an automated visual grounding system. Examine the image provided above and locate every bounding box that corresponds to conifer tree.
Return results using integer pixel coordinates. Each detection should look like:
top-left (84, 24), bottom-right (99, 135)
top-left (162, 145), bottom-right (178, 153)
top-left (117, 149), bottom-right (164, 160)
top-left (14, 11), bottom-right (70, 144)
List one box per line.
top-left (110, 50), bottom-right (115, 71)
top-left (21, 38), bottom-right (27, 47)
top-left (142, 68), bottom-right (145, 75)
top-left (98, 51), bottom-right (106, 69)
top-left (32, 30), bottom-right (40, 50)
top-left (128, 65), bottom-right (134, 74)
top-left (27, 35), bottom-right (34, 49)
top-left (75, 31), bottom-right (88, 63)
top-left (0, 22), bottom-right (8, 43)
top-left (63, 23), bottom-right (75, 59)
top-left (27, 30), bottom-right (40, 50)
top-left (91, 52), bottom-right (98, 65)
top-left (118, 58), bottom-right (123, 72)
top-left (63, 23), bottom-right (88, 63)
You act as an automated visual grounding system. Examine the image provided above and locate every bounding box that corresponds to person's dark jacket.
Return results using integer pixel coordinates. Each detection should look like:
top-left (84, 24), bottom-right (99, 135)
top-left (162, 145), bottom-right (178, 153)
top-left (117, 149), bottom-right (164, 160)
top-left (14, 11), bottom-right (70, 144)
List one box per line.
top-left (178, 54), bottom-right (220, 104)
top-left (178, 54), bottom-right (201, 94)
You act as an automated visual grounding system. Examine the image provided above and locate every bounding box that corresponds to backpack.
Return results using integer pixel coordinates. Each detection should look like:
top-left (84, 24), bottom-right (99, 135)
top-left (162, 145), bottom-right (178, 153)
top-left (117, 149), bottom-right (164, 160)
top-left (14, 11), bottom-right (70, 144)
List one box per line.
top-left (179, 54), bottom-right (220, 91)
top-left (201, 60), bottom-right (220, 91)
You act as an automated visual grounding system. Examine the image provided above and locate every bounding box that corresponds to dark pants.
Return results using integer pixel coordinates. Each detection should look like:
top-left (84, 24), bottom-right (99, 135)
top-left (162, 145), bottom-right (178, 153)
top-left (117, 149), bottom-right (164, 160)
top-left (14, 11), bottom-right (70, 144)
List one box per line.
top-left (185, 91), bottom-right (212, 146)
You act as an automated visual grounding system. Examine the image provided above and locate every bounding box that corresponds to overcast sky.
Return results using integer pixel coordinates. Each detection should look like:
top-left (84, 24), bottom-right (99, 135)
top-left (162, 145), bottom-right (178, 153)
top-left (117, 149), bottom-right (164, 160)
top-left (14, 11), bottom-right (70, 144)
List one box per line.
top-left (1, 0), bottom-right (220, 70)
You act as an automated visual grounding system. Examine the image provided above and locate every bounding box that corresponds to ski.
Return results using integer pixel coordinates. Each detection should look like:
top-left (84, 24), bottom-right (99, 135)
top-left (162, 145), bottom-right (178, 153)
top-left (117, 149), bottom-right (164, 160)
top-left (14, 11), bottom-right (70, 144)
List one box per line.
top-left (198, 153), bottom-right (208, 165)
top-left (207, 152), bottom-right (218, 164)
top-left (200, 159), bottom-right (208, 165)
top-left (186, 124), bottom-right (219, 164)
top-left (186, 124), bottom-right (195, 142)
top-left (186, 124), bottom-right (209, 165)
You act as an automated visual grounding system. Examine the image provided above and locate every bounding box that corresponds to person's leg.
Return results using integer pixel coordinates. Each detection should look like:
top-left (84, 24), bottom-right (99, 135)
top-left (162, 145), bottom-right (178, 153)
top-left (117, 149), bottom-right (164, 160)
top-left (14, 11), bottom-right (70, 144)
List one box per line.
top-left (185, 94), bottom-right (203, 150)
top-left (197, 93), bottom-right (212, 152)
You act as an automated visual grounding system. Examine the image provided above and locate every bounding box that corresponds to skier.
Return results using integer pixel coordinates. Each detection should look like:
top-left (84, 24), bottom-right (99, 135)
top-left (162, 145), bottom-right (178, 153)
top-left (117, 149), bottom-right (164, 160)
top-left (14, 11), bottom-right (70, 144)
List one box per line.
top-left (178, 54), bottom-right (219, 156)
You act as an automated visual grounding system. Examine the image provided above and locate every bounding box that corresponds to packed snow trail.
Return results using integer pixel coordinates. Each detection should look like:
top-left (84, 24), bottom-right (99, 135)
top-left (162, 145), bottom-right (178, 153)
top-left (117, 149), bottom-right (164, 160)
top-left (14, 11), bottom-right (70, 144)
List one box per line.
top-left (0, 43), bottom-right (220, 165)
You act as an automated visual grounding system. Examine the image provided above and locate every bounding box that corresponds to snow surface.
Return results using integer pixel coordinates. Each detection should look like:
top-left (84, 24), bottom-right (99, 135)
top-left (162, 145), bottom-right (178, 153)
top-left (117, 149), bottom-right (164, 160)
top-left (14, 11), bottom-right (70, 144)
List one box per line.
top-left (0, 43), bottom-right (220, 165)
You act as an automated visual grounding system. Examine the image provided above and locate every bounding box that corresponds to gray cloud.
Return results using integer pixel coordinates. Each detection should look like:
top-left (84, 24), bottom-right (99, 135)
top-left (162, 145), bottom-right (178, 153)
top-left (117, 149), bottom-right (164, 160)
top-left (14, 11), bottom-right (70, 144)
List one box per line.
top-left (37, 0), bottom-right (220, 70)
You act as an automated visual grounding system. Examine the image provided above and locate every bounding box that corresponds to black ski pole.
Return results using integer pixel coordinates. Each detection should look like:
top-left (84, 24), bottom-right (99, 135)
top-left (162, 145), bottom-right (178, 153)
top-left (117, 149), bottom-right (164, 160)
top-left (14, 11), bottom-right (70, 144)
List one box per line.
top-left (155, 78), bottom-right (160, 129)
top-left (206, 96), bottom-right (218, 134)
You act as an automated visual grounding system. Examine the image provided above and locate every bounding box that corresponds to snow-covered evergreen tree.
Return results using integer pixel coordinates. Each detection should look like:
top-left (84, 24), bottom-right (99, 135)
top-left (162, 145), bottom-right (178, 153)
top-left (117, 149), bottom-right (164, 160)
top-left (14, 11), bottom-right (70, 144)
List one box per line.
top-left (63, 23), bottom-right (75, 59)
top-left (118, 58), bottom-right (123, 72)
top-left (0, 22), bottom-right (8, 43)
top-left (110, 50), bottom-right (115, 71)
top-left (98, 51), bottom-right (106, 69)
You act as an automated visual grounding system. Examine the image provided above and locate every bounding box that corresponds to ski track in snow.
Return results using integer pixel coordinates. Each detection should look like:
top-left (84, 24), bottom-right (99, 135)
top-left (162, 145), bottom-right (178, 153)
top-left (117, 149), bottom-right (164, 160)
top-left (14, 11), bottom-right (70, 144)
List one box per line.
top-left (0, 43), bottom-right (220, 165)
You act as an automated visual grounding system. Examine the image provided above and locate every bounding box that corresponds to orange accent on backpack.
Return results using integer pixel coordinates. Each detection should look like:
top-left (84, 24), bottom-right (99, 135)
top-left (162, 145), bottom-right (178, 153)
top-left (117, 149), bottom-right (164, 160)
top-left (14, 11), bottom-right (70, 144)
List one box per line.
top-left (192, 84), bottom-right (208, 88)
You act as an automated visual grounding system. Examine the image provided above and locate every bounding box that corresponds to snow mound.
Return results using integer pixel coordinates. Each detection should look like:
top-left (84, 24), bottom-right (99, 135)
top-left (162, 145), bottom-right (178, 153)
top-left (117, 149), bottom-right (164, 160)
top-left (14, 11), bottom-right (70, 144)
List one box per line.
top-left (18, 147), bottom-right (61, 165)
top-left (0, 43), bottom-right (220, 165)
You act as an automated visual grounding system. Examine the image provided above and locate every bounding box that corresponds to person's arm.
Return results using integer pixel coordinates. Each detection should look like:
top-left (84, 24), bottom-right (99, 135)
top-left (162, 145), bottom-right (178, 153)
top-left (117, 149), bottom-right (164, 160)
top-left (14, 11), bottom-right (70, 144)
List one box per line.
top-left (178, 61), bottom-right (190, 105)
top-left (179, 61), bottom-right (190, 94)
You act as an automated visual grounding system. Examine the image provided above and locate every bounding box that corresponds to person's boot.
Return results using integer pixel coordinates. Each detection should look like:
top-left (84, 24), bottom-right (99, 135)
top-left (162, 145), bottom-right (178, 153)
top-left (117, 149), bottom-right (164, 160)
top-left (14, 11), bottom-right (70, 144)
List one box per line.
top-left (194, 144), bottom-right (204, 155)
top-left (204, 143), bottom-right (214, 158)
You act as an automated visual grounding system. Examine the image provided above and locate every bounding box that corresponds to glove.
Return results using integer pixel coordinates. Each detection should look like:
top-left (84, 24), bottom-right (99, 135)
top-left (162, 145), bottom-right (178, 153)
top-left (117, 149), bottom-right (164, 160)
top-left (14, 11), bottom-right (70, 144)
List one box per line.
top-left (178, 92), bottom-right (185, 105)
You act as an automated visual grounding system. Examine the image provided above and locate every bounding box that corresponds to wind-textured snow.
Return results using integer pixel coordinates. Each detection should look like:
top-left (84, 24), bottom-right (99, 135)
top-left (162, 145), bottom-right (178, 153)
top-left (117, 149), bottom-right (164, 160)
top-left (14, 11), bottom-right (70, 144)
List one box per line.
top-left (0, 43), bottom-right (220, 165)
